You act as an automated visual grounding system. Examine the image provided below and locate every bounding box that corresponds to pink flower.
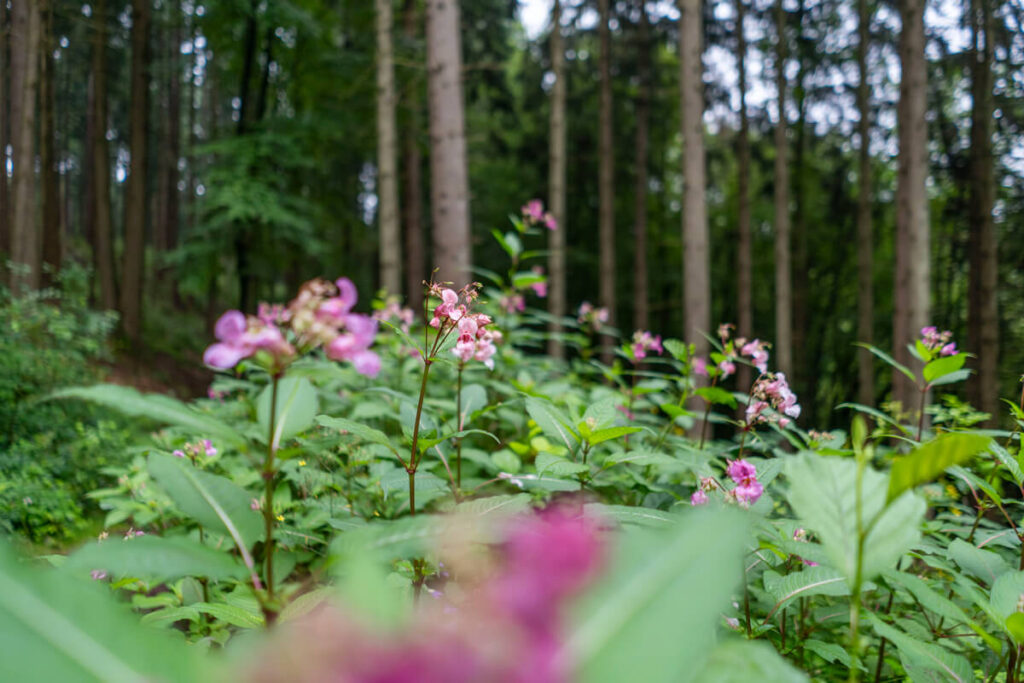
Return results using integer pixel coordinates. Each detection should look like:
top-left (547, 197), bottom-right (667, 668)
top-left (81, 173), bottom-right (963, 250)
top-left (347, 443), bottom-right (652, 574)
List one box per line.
top-left (203, 439), bottom-right (217, 456)
top-left (693, 357), bottom-right (709, 377)
top-left (718, 360), bottom-right (736, 377)
top-left (630, 330), bottom-right (663, 360)
top-left (740, 339), bottom-right (770, 374)
top-left (500, 294), bottom-right (525, 314)
top-left (733, 478), bottom-right (763, 506)
top-left (920, 325), bottom-right (955, 355)
top-left (172, 449), bottom-right (185, 458)
top-left (543, 213), bottom-right (558, 231)
top-left (726, 459), bottom-right (757, 484)
top-left (335, 277), bottom-right (358, 312)
top-left (214, 310), bottom-right (247, 343)
top-left (352, 351), bottom-right (381, 378)
top-left (522, 199), bottom-right (545, 222)
top-left (941, 342), bottom-right (957, 357)
top-left (691, 490), bottom-right (709, 506)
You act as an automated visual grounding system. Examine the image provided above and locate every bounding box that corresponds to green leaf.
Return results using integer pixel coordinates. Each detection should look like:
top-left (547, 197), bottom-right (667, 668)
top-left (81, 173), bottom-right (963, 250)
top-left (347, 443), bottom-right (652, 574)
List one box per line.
top-left (989, 571), bottom-right (1024, 633)
top-left (947, 538), bottom-right (1011, 585)
top-left (584, 504), bottom-right (676, 528)
top-left (887, 434), bottom-right (993, 502)
top-left (692, 640), bottom-right (808, 683)
top-left (569, 508), bottom-right (749, 683)
top-left (526, 398), bottom-right (579, 452)
top-left (535, 453), bottom-right (588, 477)
top-left (855, 342), bottom-right (916, 382)
top-left (928, 369), bottom-right (973, 387)
top-left (762, 566), bottom-right (850, 618)
top-left (1007, 613), bottom-right (1024, 644)
top-left (992, 443), bottom-right (1024, 486)
top-left (803, 640), bottom-right (853, 667)
top-left (64, 535), bottom-right (246, 583)
top-left (49, 384), bottom-right (245, 449)
top-left (884, 569), bottom-right (1000, 651)
top-left (785, 454), bottom-right (925, 587)
top-left (257, 377), bottom-right (318, 447)
top-left (458, 384), bottom-right (488, 425)
top-left (191, 602), bottom-right (264, 628)
top-left (586, 426), bottom-right (642, 446)
top-left (316, 416), bottom-right (396, 453)
top-left (454, 494), bottom-right (532, 517)
top-left (148, 453), bottom-right (264, 549)
top-left (0, 540), bottom-right (203, 682)
top-left (836, 402), bottom-right (910, 434)
top-left (867, 613), bottom-right (973, 682)
top-left (662, 339), bottom-right (689, 362)
top-left (923, 353), bottom-right (967, 384)
top-left (694, 386), bottom-right (737, 408)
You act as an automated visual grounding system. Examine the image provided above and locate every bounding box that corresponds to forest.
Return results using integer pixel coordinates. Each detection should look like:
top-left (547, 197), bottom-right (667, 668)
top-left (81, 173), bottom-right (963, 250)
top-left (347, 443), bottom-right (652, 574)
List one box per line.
top-left (3, 0), bottom-right (1024, 680)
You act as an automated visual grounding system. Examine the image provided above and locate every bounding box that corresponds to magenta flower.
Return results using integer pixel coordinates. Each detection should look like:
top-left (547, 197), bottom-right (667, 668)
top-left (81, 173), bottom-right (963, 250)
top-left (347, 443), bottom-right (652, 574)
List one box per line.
top-left (203, 439), bottom-right (217, 457)
top-left (941, 342), bottom-right (957, 357)
top-left (630, 330), bottom-right (663, 360)
top-left (718, 360), bottom-right (736, 377)
top-left (740, 339), bottom-right (770, 374)
top-left (543, 213), bottom-right (558, 231)
top-left (172, 449), bottom-right (185, 458)
top-left (522, 199), bottom-right (544, 222)
top-left (733, 478), bottom-right (763, 505)
top-left (690, 490), bottom-right (709, 506)
top-left (693, 357), bottom-right (709, 377)
top-left (920, 326), bottom-right (955, 356)
top-left (726, 459), bottom-right (757, 484)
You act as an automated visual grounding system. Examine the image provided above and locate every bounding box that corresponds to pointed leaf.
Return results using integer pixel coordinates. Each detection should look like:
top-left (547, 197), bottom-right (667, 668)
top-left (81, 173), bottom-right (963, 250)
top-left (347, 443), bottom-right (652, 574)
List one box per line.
top-left (887, 434), bottom-right (993, 502)
top-left (257, 377), bottom-right (318, 447)
top-left (64, 535), bottom-right (246, 583)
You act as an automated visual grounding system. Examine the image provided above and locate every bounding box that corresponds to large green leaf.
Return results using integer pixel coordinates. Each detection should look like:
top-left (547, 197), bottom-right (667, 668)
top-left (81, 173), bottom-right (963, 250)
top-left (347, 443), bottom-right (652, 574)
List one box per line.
top-left (947, 538), bottom-right (1011, 585)
top-left (887, 434), bottom-right (993, 502)
top-left (855, 342), bottom-right (916, 382)
top-left (923, 354), bottom-right (967, 384)
top-left (569, 507), bottom-right (748, 683)
top-left (257, 377), bottom-right (318, 447)
top-left (786, 454), bottom-right (925, 587)
top-left (867, 614), bottom-right (973, 682)
top-left (526, 398), bottom-right (579, 452)
top-left (148, 453), bottom-right (264, 549)
top-left (989, 571), bottom-right (1024, 643)
top-left (49, 384), bottom-right (246, 449)
top-left (762, 566), bottom-right (850, 618)
top-left (0, 541), bottom-right (203, 682)
top-left (64, 535), bottom-right (246, 583)
top-left (692, 640), bottom-right (808, 683)
top-left (316, 415), bottom-right (397, 452)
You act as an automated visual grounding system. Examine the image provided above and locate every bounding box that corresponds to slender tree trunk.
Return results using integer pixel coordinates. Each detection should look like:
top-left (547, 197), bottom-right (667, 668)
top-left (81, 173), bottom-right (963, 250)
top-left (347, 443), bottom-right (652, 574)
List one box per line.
top-left (10, 0), bottom-right (41, 292)
top-left (632, 0), bottom-right (651, 332)
top-left (235, 0), bottom-right (259, 312)
top-left (40, 0), bottom-right (60, 286)
top-left (425, 0), bottom-right (471, 284)
top-left (773, 0), bottom-right (792, 376)
top-left (790, 0), bottom-right (807, 390)
top-left (547, 0), bottom-right (567, 358)
top-left (894, 0), bottom-right (930, 411)
top-left (598, 0), bottom-right (616, 360)
top-left (736, 0), bottom-right (753, 392)
top-left (91, 0), bottom-right (116, 310)
top-left (120, 0), bottom-right (150, 343)
top-left (856, 0), bottom-right (875, 406)
top-left (402, 0), bottom-right (425, 310)
top-left (377, 0), bottom-right (402, 294)
top-left (967, 0), bottom-right (998, 423)
top-left (157, 0), bottom-right (181, 254)
top-left (679, 0), bottom-right (709, 357)
top-left (0, 0), bottom-right (9, 266)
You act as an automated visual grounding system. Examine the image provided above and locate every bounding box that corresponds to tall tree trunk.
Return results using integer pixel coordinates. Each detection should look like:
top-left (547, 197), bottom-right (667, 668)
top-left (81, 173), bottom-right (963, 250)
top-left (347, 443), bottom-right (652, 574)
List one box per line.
top-left (679, 0), bottom-right (709, 357)
top-left (598, 0), bottom-right (616, 361)
top-left (547, 0), bottom-right (567, 358)
top-left (773, 0), bottom-right (792, 377)
top-left (91, 0), bottom-right (116, 310)
top-left (10, 0), bottom-right (41, 292)
top-left (40, 0), bottom-right (60, 286)
top-left (120, 0), bottom-right (150, 343)
top-left (632, 0), bottom-right (651, 332)
top-left (157, 0), bottom-right (181, 254)
top-left (790, 0), bottom-right (807, 391)
top-left (376, 0), bottom-right (402, 295)
top-left (402, 0), bottom-right (425, 310)
top-left (856, 0), bottom-right (875, 406)
top-left (425, 0), bottom-right (471, 284)
top-left (736, 0), bottom-right (753, 392)
top-left (967, 0), bottom-right (998, 423)
top-left (235, 0), bottom-right (259, 312)
top-left (894, 0), bottom-right (930, 413)
top-left (0, 0), bottom-right (9, 266)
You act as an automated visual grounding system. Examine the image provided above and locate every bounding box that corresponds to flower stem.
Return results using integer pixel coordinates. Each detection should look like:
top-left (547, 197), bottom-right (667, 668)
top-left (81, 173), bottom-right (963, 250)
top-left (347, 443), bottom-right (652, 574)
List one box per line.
top-left (407, 359), bottom-right (433, 516)
top-left (916, 386), bottom-right (927, 442)
top-left (262, 374), bottom-right (280, 604)
top-left (456, 365), bottom-right (463, 490)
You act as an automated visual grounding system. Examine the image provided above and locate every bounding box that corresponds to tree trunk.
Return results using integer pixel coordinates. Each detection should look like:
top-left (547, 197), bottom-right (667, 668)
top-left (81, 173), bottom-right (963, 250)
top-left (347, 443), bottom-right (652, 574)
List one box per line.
top-left (679, 0), bottom-right (709, 357)
top-left (736, 0), bottom-right (753, 392)
top-left (90, 0), bottom-right (116, 310)
top-left (10, 0), bottom-right (41, 292)
top-left (894, 0), bottom-right (930, 412)
top-left (402, 0), bottom-right (425, 310)
top-left (773, 0), bottom-right (792, 377)
top-left (120, 0), bottom-right (150, 343)
top-left (790, 0), bottom-right (807, 390)
top-left (967, 0), bottom-right (998, 423)
top-left (598, 0), bottom-right (616, 360)
top-left (856, 0), bottom-right (875, 406)
top-left (425, 0), bottom-right (471, 285)
top-left (632, 0), bottom-right (651, 333)
top-left (547, 0), bottom-right (567, 358)
top-left (158, 0), bottom-right (182, 254)
top-left (377, 0), bottom-right (402, 295)
top-left (40, 0), bottom-right (60, 286)
top-left (235, 0), bottom-right (259, 312)
top-left (0, 0), bottom-right (9, 267)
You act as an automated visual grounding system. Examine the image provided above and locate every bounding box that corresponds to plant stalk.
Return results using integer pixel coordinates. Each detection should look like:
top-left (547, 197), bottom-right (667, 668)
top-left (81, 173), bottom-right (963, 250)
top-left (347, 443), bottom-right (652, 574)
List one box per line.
top-left (262, 374), bottom-right (280, 603)
top-left (407, 359), bottom-right (433, 516)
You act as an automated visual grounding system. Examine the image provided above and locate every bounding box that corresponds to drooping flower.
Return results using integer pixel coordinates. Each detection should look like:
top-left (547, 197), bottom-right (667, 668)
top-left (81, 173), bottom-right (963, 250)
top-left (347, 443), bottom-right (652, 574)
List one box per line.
top-left (630, 330), bottom-right (663, 360)
top-left (203, 439), bottom-right (217, 456)
top-left (740, 339), bottom-right (770, 374)
top-left (692, 357), bottom-right (709, 377)
top-left (920, 326), bottom-right (955, 356)
top-left (726, 459), bottom-right (757, 484)
top-left (522, 199), bottom-right (544, 222)
top-left (746, 372), bottom-right (800, 428)
top-left (690, 490), bottom-right (709, 506)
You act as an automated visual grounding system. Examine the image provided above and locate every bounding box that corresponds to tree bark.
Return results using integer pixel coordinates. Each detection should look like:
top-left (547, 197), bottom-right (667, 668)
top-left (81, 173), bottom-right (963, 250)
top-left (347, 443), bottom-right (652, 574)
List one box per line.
top-left (894, 0), bottom-right (930, 412)
top-left (90, 0), bottom-right (116, 310)
top-left (120, 0), bottom-right (150, 343)
top-left (773, 0), bottom-right (792, 377)
top-left (425, 0), bottom-right (471, 285)
top-left (0, 0), bottom-right (9, 267)
top-left (598, 0), bottom-right (616, 360)
top-left (856, 0), bottom-right (875, 406)
top-left (679, 0), bottom-right (709, 357)
top-left (377, 0), bottom-right (402, 295)
top-left (235, 0), bottom-right (259, 312)
top-left (632, 0), bottom-right (651, 333)
top-left (736, 0), bottom-right (753, 392)
top-left (10, 0), bottom-right (41, 292)
top-left (158, 0), bottom-right (182, 254)
top-left (967, 0), bottom-right (998, 423)
top-left (547, 0), bottom-right (567, 358)
top-left (40, 0), bottom-right (61, 286)
top-left (402, 0), bottom-right (425, 310)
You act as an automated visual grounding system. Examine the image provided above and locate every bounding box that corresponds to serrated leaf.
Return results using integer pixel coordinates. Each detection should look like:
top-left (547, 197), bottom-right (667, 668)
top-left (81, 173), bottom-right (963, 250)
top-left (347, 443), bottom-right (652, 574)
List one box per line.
top-left (64, 536), bottom-right (246, 583)
top-left (855, 342), bottom-right (916, 382)
top-left (947, 538), bottom-right (1011, 585)
top-left (923, 354), bottom-right (967, 384)
top-left (662, 339), bottom-right (689, 362)
top-left (317, 415), bottom-right (396, 451)
top-left (692, 640), bottom-right (808, 683)
top-left (803, 639), bottom-right (853, 667)
top-left (586, 426), bottom-right (642, 446)
top-left (535, 453), bottom-right (588, 477)
top-left (454, 494), bottom-right (532, 517)
top-left (867, 614), bottom-right (973, 682)
top-left (992, 443), bottom-right (1024, 487)
top-left (694, 386), bottom-right (737, 408)
top-left (257, 377), bottom-right (318, 447)
top-left (526, 398), bottom-right (579, 452)
top-left (887, 434), bottom-right (993, 502)
top-left (762, 566), bottom-right (850, 618)
top-left (989, 571), bottom-right (1024, 634)
top-left (458, 384), bottom-right (488, 425)
top-left (584, 504), bottom-right (676, 528)
top-left (191, 602), bottom-right (264, 628)
top-left (928, 369), bottom-right (973, 387)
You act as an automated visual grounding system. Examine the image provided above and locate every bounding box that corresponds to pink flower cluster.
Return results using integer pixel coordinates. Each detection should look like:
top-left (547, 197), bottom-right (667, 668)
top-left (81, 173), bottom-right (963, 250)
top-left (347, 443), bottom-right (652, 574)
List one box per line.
top-left (739, 339), bottom-right (770, 374)
top-left (630, 330), bottom-right (663, 360)
top-left (453, 313), bottom-right (501, 369)
top-left (521, 199), bottom-right (558, 231)
top-left (500, 293), bottom-right (526, 314)
top-left (746, 372), bottom-right (801, 428)
top-left (374, 298), bottom-right (415, 334)
top-left (920, 326), bottom-right (957, 357)
top-left (245, 507), bottom-right (603, 683)
top-left (577, 302), bottom-right (609, 329)
top-left (172, 439), bottom-right (217, 459)
top-left (203, 278), bottom-right (381, 378)
top-left (725, 459), bottom-right (764, 506)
